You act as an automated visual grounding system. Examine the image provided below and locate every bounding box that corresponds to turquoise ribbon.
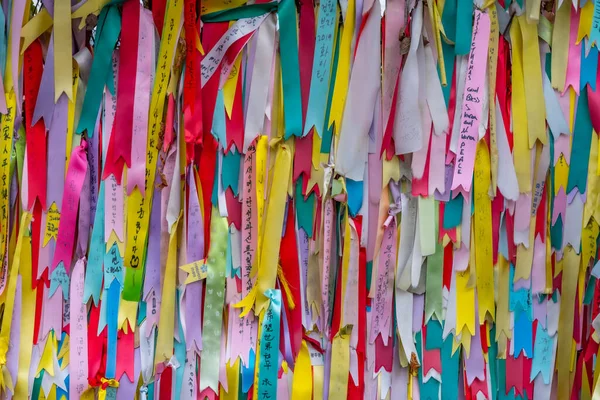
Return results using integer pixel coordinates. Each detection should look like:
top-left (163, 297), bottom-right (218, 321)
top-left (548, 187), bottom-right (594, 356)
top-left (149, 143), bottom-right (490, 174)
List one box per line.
top-left (303, 0), bottom-right (337, 137)
top-left (441, 0), bottom-right (457, 44)
top-left (444, 193), bottom-right (463, 229)
top-left (454, 0), bottom-right (473, 56)
top-left (295, 178), bottom-right (315, 237)
top-left (441, 334), bottom-right (460, 400)
top-left (76, 5), bottom-right (122, 136)
top-left (222, 149), bottom-right (241, 196)
top-left (567, 88), bottom-right (593, 195)
top-left (278, 0), bottom-right (303, 138)
top-left (174, 288), bottom-right (186, 400)
top-left (257, 289), bottom-right (282, 400)
top-left (84, 182), bottom-right (106, 305)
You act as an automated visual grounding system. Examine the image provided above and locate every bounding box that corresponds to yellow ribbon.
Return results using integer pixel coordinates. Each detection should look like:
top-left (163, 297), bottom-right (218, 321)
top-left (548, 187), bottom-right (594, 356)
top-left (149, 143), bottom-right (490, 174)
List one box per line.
top-left (0, 92), bottom-right (16, 276)
top-left (154, 212), bottom-right (182, 364)
top-left (328, 0), bottom-right (355, 133)
top-left (238, 143), bottom-right (292, 316)
top-left (291, 341), bottom-right (313, 400)
top-left (20, 9), bottom-right (53, 55)
top-left (551, 1), bottom-right (571, 91)
top-left (328, 325), bottom-right (352, 400)
top-left (557, 247), bottom-right (581, 399)
top-left (456, 268), bottom-right (475, 337)
top-left (488, 5), bottom-right (499, 193)
top-left (0, 212), bottom-right (32, 392)
top-left (54, 0), bottom-right (73, 101)
top-left (510, 17), bottom-right (532, 192)
top-left (14, 232), bottom-right (34, 398)
top-left (473, 142), bottom-right (494, 322)
top-left (519, 15), bottom-right (547, 147)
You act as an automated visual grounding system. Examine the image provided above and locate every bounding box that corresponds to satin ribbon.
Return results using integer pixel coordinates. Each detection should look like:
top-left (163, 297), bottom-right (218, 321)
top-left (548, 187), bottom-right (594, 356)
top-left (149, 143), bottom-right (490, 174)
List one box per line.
top-left (53, 0), bottom-right (72, 102)
top-left (237, 143), bottom-right (292, 316)
top-left (98, 377), bottom-right (120, 400)
top-left (473, 142), bottom-right (494, 322)
top-left (303, 0), bottom-right (338, 137)
top-left (451, 10), bottom-right (491, 193)
top-left (154, 212), bottom-right (182, 364)
top-left (76, 5), bottom-right (122, 136)
top-left (24, 41), bottom-right (47, 210)
top-left (123, 0), bottom-right (183, 308)
top-left (127, 8), bottom-right (154, 195)
top-left (0, 212), bottom-right (31, 392)
top-left (278, 0), bottom-right (303, 138)
top-left (256, 289), bottom-right (282, 400)
top-left (199, 208), bottom-right (228, 394)
top-left (182, 0), bottom-right (202, 156)
top-left (69, 258), bottom-right (90, 398)
top-left (0, 91), bottom-right (16, 294)
top-left (49, 140), bottom-right (88, 275)
top-left (103, 0), bottom-right (140, 179)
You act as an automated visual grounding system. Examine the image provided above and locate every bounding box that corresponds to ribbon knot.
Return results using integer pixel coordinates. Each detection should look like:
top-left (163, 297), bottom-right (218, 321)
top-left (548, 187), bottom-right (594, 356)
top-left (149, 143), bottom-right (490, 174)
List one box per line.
top-left (139, 385), bottom-right (149, 400)
top-left (98, 377), bottom-right (119, 400)
top-left (100, 377), bottom-right (119, 390)
top-left (385, 180), bottom-right (402, 227)
top-left (268, 136), bottom-right (285, 149)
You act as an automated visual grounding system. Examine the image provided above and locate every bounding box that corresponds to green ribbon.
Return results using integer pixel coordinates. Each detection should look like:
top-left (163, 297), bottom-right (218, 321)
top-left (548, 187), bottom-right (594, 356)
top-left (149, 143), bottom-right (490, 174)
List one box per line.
top-left (425, 241), bottom-right (444, 322)
top-left (199, 208), bottom-right (228, 393)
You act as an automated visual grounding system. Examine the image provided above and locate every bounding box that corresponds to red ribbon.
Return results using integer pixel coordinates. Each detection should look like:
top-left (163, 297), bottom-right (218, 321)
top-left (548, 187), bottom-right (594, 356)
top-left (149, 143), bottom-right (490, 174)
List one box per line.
top-left (104, 0), bottom-right (139, 181)
top-left (115, 328), bottom-right (135, 382)
top-left (152, 0), bottom-right (167, 37)
top-left (183, 0), bottom-right (203, 164)
top-left (24, 40), bottom-right (47, 210)
top-left (298, 0), bottom-right (316, 124)
top-left (280, 202), bottom-right (303, 358)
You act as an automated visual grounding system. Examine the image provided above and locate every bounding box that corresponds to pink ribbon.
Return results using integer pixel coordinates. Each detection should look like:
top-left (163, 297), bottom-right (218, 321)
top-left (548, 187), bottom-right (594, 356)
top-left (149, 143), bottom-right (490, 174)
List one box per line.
top-left (50, 141), bottom-right (88, 273)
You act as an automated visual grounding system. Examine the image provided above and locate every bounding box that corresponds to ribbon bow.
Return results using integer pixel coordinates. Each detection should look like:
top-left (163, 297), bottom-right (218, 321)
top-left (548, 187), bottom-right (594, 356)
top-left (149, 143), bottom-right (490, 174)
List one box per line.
top-left (98, 377), bottom-right (119, 400)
